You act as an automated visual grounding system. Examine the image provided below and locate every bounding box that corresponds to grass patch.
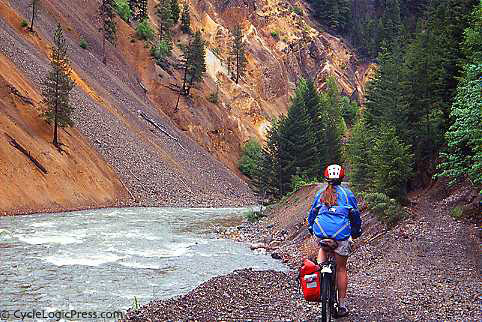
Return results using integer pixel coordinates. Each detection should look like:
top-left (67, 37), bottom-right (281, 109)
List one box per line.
top-left (450, 206), bottom-right (464, 219)
top-left (79, 38), bottom-right (88, 49)
top-left (150, 40), bottom-right (172, 64)
top-left (136, 19), bottom-right (155, 41)
top-left (114, 0), bottom-right (131, 22)
top-left (21, 19), bottom-right (28, 28)
top-left (207, 92), bottom-right (219, 104)
top-left (291, 6), bottom-right (303, 16)
top-left (132, 296), bottom-right (140, 310)
top-left (271, 31), bottom-right (279, 39)
top-left (244, 209), bottom-right (265, 223)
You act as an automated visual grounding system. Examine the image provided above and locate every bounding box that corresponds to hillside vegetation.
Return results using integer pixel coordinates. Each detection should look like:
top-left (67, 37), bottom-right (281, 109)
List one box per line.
top-left (242, 0), bottom-right (481, 220)
top-left (0, 0), bottom-right (375, 214)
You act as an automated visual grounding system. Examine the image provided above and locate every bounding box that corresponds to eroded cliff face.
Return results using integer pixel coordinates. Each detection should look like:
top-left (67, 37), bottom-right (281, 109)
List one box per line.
top-left (142, 0), bottom-right (374, 172)
top-left (0, 0), bottom-right (373, 213)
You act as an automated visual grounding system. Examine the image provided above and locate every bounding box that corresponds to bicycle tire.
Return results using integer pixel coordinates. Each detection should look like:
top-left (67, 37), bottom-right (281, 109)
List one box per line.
top-left (321, 273), bottom-right (333, 322)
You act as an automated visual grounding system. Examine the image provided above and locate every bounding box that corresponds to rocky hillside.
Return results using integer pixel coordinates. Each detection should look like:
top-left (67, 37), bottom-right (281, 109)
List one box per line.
top-left (0, 0), bottom-right (372, 214)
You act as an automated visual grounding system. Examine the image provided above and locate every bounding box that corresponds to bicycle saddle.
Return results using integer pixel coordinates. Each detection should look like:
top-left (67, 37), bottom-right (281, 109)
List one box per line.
top-left (319, 239), bottom-right (338, 250)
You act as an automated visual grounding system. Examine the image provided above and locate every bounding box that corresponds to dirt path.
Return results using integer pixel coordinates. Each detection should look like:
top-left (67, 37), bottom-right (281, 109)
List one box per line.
top-left (346, 193), bottom-right (480, 320)
top-left (126, 193), bottom-right (480, 321)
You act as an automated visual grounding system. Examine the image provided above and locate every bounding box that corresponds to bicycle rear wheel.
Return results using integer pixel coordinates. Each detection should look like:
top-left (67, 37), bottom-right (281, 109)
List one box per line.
top-left (321, 273), bottom-right (333, 322)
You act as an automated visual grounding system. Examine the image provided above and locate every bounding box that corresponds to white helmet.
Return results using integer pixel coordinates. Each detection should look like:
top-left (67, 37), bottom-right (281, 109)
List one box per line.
top-left (324, 164), bottom-right (345, 181)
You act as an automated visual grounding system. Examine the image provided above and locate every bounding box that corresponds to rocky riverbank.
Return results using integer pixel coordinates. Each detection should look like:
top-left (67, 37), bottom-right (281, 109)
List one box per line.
top-left (125, 269), bottom-right (323, 321)
top-left (126, 183), bottom-right (480, 321)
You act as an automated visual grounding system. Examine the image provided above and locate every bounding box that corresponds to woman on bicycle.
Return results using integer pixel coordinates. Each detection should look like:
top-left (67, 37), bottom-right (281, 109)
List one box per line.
top-left (307, 164), bottom-right (362, 317)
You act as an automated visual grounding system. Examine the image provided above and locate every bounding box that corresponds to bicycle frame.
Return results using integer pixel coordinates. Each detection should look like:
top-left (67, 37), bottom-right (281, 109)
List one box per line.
top-left (319, 241), bottom-right (338, 321)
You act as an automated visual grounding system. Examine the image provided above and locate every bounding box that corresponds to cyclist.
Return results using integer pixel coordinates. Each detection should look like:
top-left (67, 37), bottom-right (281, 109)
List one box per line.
top-left (307, 164), bottom-right (362, 317)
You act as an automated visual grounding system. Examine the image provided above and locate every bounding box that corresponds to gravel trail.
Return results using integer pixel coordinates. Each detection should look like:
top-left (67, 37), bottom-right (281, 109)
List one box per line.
top-left (126, 191), bottom-right (480, 320)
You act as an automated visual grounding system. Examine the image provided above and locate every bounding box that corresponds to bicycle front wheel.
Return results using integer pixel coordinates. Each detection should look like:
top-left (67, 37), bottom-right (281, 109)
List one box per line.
top-left (321, 273), bottom-right (333, 322)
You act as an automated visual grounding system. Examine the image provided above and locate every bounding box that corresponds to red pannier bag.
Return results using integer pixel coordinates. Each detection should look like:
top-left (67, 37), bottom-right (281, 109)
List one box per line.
top-left (299, 258), bottom-right (321, 302)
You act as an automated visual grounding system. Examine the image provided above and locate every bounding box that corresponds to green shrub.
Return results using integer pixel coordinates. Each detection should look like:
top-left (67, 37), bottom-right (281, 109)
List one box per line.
top-left (136, 19), bottom-right (155, 40)
top-left (21, 20), bottom-right (28, 28)
top-left (370, 125), bottom-right (413, 201)
top-left (291, 175), bottom-right (317, 192)
top-left (450, 206), bottom-right (464, 219)
top-left (132, 296), bottom-right (139, 310)
top-left (271, 31), bottom-right (279, 38)
top-left (239, 139), bottom-right (263, 178)
top-left (244, 209), bottom-right (265, 223)
top-left (150, 39), bottom-right (172, 63)
top-left (363, 192), bottom-right (406, 226)
top-left (207, 92), bottom-right (219, 104)
top-left (291, 6), bottom-right (303, 16)
top-left (79, 38), bottom-right (88, 49)
top-left (437, 64), bottom-right (482, 187)
top-left (340, 96), bottom-right (359, 126)
top-left (114, 0), bottom-right (132, 22)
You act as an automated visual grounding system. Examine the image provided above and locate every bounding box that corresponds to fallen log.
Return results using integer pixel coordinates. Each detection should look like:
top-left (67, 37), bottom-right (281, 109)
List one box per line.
top-left (138, 111), bottom-right (186, 151)
top-left (161, 83), bottom-right (181, 92)
top-left (7, 85), bottom-right (34, 105)
top-left (5, 133), bottom-right (48, 174)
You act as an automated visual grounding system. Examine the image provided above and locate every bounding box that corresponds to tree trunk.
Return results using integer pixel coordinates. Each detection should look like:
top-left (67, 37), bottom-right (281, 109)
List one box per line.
top-left (176, 64), bottom-right (189, 112)
top-left (53, 71), bottom-right (59, 147)
top-left (102, 35), bottom-right (107, 65)
top-left (53, 100), bottom-right (59, 147)
top-left (29, 1), bottom-right (36, 32)
top-left (236, 51), bottom-right (239, 84)
top-left (174, 90), bottom-right (181, 112)
top-left (181, 63), bottom-right (189, 96)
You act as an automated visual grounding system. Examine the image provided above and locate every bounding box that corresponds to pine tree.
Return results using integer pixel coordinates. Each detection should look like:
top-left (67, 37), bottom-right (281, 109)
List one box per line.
top-left (401, 21), bottom-right (450, 170)
top-left (41, 24), bottom-right (75, 148)
top-left (138, 0), bottom-right (148, 19)
top-left (370, 124), bottom-right (413, 200)
top-left (460, 1), bottom-right (482, 65)
top-left (170, 0), bottom-right (180, 24)
top-left (277, 80), bottom-right (319, 189)
top-left (156, 0), bottom-right (174, 41)
top-left (346, 117), bottom-right (374, 192)
top-left (99, 0), bottom-right (117, 65)
top-left (364, 46), bottom-right (408, 139)
top-left (302, 79), bottom-right (324, 177)
top-left (186, 31), bottom-right (206, 93)
top-left (239, 139), bottom-right (263, 178)
top-left (176, 31), bottom-right (206, 107)
top-left (230, 24), bottom-right (247, 84)
top-left (319, 77), bottom-right (343, 165)
top-left (29, 0), bottom-right (39, 32)
top-left (437, 64), bottom-right (482, 186)
top-left (181, 1), bottom-right (191, 34)
top-left (311, 0), bottom-right (351, 33)
top-left (254, 118), bottom-right (284, 197)
top-left (437, 3), bottom-right (482, 187)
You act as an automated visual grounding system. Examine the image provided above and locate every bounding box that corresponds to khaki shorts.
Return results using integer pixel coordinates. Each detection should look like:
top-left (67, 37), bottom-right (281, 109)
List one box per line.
top-left (314, 236), bottom-right (353, 257)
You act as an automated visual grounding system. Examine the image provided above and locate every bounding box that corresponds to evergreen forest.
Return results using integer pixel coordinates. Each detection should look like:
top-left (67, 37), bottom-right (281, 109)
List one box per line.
top-left (241, 0), bottom-right (481, 220)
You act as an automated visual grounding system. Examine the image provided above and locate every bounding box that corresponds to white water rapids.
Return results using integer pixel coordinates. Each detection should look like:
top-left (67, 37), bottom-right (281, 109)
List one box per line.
top-left (0, 207), bottom-right (286, 314)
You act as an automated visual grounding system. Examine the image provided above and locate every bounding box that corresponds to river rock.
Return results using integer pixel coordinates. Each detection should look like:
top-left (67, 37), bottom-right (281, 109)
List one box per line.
top-left (250, 243), bottom-right (267, 250)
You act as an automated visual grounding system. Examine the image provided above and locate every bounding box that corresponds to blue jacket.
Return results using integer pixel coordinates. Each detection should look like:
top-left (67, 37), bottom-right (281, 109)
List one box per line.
top-left (307, 185), bottom-right (362, 240)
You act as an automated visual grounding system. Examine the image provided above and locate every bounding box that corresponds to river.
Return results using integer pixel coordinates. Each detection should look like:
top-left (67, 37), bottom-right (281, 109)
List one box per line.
top-left (0, 207), bottom-right (286, 315)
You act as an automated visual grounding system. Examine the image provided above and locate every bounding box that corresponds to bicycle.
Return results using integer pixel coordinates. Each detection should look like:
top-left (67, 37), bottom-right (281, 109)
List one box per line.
top-left (318, 238), bottom-right (338, 322)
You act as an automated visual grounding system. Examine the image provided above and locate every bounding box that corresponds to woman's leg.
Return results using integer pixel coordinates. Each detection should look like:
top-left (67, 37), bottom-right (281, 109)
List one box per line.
top-left (335, 254), bottom-right (348, 302)
top-left (316, 246), bottom-right (327, 264)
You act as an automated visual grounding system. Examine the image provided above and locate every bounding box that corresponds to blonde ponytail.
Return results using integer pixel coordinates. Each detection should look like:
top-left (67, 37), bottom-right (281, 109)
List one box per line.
top-left (321, 184), bottom-right (338, 207)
